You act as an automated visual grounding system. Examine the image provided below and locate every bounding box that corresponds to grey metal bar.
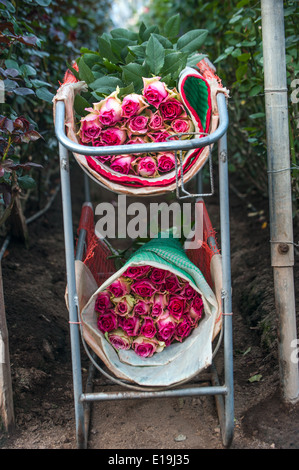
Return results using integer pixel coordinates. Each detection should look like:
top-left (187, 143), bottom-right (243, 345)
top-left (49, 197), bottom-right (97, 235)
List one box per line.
top-left (55, 93), bottom-right (228, 157)
top-left (59, 143), bottom-right (86, 449)
top-left (80, 385), bottom-right (227, 403)
top-left (218, 130), bottom-right (234, 448)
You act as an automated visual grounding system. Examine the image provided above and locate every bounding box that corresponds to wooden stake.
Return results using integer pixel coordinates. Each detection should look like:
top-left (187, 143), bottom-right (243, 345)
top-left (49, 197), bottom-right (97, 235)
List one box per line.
top-left (0, 262), bottom-right (15, 432)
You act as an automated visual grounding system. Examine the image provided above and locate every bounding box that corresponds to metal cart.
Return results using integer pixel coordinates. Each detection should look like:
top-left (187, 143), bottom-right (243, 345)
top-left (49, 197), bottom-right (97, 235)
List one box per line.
top-left (54, 91), bottom-right (234, 449)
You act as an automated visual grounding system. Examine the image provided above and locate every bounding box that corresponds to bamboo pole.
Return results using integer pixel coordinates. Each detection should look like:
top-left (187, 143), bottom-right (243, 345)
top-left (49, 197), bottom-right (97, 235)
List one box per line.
top-left (261, 0), bottom-right (299, 403)
top-left (0, 262), bottom-right (15, 432)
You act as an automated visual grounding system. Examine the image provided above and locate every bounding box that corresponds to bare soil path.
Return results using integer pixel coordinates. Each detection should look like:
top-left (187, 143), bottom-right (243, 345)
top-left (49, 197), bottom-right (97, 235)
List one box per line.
top-left (0, 163), bottom-right (298, 450)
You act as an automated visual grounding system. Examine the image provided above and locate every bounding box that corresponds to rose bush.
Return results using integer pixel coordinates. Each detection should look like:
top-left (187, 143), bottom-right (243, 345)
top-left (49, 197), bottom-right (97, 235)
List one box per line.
top-left (94, 264), bottom-right (204, 357)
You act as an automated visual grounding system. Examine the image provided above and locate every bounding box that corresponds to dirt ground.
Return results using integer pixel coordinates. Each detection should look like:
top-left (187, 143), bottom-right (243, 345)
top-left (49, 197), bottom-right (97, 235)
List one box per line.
top-left (0, 161), bottom-right (298, 451)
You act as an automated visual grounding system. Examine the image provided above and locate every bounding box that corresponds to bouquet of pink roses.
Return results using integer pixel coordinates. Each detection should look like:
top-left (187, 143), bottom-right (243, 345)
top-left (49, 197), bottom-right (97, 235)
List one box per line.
top-left (94, 264), bottom-right (204, 358)
top-left (53, 16), bottom-right (228, 195)
top-left (78, 78), bottom-right (195, 178)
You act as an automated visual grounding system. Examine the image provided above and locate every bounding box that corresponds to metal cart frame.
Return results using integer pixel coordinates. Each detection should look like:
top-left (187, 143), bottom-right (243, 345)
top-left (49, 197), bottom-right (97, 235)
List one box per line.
top-left (54, 92), bottom-right (234, 449)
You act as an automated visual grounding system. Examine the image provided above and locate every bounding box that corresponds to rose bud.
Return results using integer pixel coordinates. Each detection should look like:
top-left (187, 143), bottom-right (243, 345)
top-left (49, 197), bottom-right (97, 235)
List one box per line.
top-left (140, 316), bottom-right (157, 339)
top-left (156, 311), bottom-right (176, 346)
top-left (121, 93), bottom-right (149, 118)
top-left (108, 278), bottom-right (130, 298)
top-left (132, 336), bottom-right (165, 358)
top-left (171, 118), bottom-right (194, 137)
top-left (95, 290), bottom-right (112, 313)
top-left (151, 293), bottom-right (168, 318)
top-left (79, 113), bottom-right (102, 143)
top-left (148, 110), bottom-right (164, 130)
top-left (101, 127), bottom-right (127, 146)
top-left (97, 311), bottom-right (118, 333)
top-left (131, 279), bottom-right (157, 297)
top-left (123, 265), bottom-right (151, 279)
top-left (157, 152), bottom-right (176, 173)
top-left (189, 293), bottom-right (204, 321)
top-left (133, 156), bottom-right (158, 178)
top-left (164, 273), bottom-right (182, 293)
top-left (127, 114), bottom-right (149, 135)
top-left (142, 77), bottom-right (169, 108)
top-left (174, 315), bottom-right (193, 342)
top-left (114, 295), bottom-right (135, 316)
top-left (168, 295), bottom-right (186, 321)
top-left (159, 98), bottom-right (185, 121)
top-left (148, 131), bottom-right (173, 142)
top-left (108, 328), bottom-right (131, 350)
top-left (133, 300), bottom-right (152, 316)
top-left (121, 316), bottom-right (141, 337)
top-left (94, 90), bottom-right (123, 126)
top-left (110, 155), bottom-right (134, 175)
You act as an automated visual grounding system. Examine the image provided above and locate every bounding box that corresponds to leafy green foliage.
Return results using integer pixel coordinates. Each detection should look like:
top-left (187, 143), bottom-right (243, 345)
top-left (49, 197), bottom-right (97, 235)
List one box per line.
top-left (74, 15), bottom-right (208, 112)
top-left (143, 0), bottom-right (299, 207)
top-left (0, 0), bottom-right (112, 227)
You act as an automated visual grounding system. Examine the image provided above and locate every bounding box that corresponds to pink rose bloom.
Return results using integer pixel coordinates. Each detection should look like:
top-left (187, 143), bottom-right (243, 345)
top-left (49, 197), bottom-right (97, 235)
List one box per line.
top-left (127, 136), bottom-right (148, 146)
top-left (121, 93), bottom-right (148, 118)
top-left (149, 268), bottom-right (166, 285)
top-left (160, 98), bottom-right (184, 121)
top-left (140, 316), bottom-right (156, 338)
top-left (128, 114), bottom-right (149, 135)
top-left (148, 131), bottom-right (172, 143)
top-left (164, 274), bottom-right (182, 293)
top-left (168, 295), bottom-right (186, 321)
top-left (114, 295), bottom-right (134, 316)
top-left (189, 294), bottom-right (204, 321)
top-left (95, 290), bottom-right (112, 313)
top-left (174, 315), bottom-right (193, 342)
top-left (182, 283), bottom-right (196, 300)
top-left (97, 311), bottom-right (118, 333)
top-left (133, 156), bottom-right (158, 177)
top-left (110, 155), bottom-right (133, 175)
top-left (133, 300), bottom-right (152, 316)
top-left (171, 118), bottom-right (193, 135)
top-left (94, 92), bottom-right (123, 126)
top-left (131, 279), bottom-right (157, 298)
top-left (151, 293), bottom-right (167, 318)
top-left (157, 152), bottom-right (176, 173)
top-left (132, 336), bottom-right (164, 358)
top-left (79, 113), bottom-right (102, 143)
top-left (108, 278), bottom-right (130, 298)
top-left (148, 110), bottom-right (164, 130)
top-left (156, 311), bottom-right (176, 346)
top-left (101, 127), bottom-right (127, 146)
top-left (120, 316), bottom-right (141, 337)
top-left (96, 154), bottom-right (113, 164)
top-left (142, 77), bottom-right (169, 108)
top-left (123, 265), bottom-right (151, 279)
top-left (108, 328), bottom-right (131, 350)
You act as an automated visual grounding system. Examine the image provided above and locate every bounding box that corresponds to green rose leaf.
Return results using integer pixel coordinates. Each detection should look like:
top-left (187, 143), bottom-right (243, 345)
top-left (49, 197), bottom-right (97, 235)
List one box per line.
top-left (74, 94), bottom-right (92, 117)
top-left (18, 175), bottom-right (36, 190)
top-left (78, 57), bottom-right (95, 85)
top-left (164, 13), bottom-right (181, 39)
top-left (36, 87), bottom-right (54, 103)
top-left (176, 29), bottom-right (208, 53)
top-left (97, 37), bottom-right (117, 63)
top-left (160, 51), bottom-right (188, 79)
top-left (118, 83), bottom-right (135, 99)
top-left (89, 76), bottom-right (124, 92)
top-left (110, 28), bottom-right (138, 42)
top-left (146, 35), bottom-right (165, 75)
top-left (121, 63), bottom-right (149, 91)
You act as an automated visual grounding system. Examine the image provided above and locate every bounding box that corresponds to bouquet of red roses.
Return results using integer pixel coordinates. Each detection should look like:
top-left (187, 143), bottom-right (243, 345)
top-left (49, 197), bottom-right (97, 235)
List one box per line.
top-left (94, 264), bottom-right (204, 358)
